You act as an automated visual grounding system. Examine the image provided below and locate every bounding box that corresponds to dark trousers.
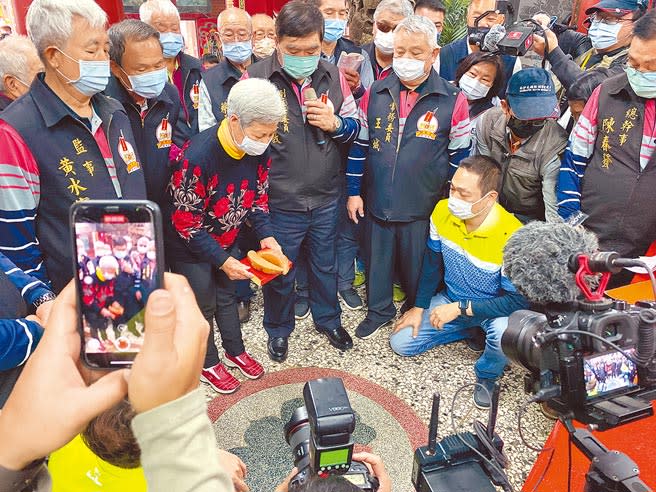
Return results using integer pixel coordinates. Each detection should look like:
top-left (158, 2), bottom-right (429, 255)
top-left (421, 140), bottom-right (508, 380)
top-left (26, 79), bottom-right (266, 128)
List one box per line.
top-left (364, 214), bottom-right (429, 323)
top-left (297, 181), bottom-right (360, 297)
top-left (170, 261), bottom-right (245, 368)
top-left (263, 199), bottom-right (341, 337)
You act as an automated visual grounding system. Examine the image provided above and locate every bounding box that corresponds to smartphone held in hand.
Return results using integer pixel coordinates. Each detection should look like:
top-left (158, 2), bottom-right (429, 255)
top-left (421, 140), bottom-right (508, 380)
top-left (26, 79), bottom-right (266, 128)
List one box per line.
top-left (70, 200), bottom-right (165, 369)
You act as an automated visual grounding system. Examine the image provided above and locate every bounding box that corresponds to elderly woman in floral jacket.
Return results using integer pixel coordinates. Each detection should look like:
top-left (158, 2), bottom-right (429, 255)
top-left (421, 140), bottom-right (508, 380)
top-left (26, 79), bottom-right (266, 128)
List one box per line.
top-left (165, 78), bottom-right (285, 394)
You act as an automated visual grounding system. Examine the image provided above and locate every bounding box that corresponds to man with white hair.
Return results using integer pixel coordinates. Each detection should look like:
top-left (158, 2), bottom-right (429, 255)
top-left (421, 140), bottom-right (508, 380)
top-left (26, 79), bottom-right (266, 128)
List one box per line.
top-left (105, 19), bottom-right (189, 207)
top-left (0, 0), bottom-right (147, 293)
top-left (362, 0), bottom-right (414, 80)
top-left (0, 35), bottom-right (43, 111)
top-left (252, 13), bottom-right (276, 58)
top-left (140, 0), bottom-right (202, 135)
top-left (346, 15), bottom-right (471, 340)
top-left (165, 78), bottom-right (285, 394)
top-left (198, 7), bottom-right (257, 132)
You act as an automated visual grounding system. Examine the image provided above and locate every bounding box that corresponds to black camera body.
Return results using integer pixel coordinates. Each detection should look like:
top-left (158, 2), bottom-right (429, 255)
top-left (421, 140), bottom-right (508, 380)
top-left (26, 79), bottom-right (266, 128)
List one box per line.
top-left (285, 378), bottom-right (379, 491)
top-left (503, 299), bottom-right (656, 429)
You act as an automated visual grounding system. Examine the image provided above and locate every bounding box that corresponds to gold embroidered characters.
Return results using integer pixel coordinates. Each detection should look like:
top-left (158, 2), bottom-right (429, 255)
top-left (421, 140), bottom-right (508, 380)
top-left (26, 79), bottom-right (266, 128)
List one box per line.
top-left (82, 160), bottom-right (95, 176)
top-left (67, 178), bottom-right (87, 196)
top-left (59, 157), bottom-right (76, 177)
top-left (72, 138), bottom-right (87, 155)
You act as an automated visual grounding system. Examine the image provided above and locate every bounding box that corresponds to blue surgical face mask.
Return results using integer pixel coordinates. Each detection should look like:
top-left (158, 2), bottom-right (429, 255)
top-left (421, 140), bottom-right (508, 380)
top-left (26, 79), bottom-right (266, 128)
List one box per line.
top-left (282, 53), bottom-right (320, 80)
top-left (324, 19), bottom-right (347, 43)
top-left (588, 19), bottom-right (622, 50)
top-left (625, 66), bottom-right (656, 99)
top-left (125, 67), bottom-right (168, 99)
top-left (56, 49), bottom-right (110, 96)
top-left (222, 41), bottom-right (253, 63)
top-left (160, 32), bottom-right (184, 58)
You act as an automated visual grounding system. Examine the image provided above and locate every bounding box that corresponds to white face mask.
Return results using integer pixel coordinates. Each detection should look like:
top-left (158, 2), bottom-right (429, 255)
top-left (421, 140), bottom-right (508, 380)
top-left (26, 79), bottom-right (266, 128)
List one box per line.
top-left (114, 250), bottom-right (128, 260)
top-left (448, 193), bottom-right (491, 220)
top-left (238, 135), bottom-right (271, 155)
top-left (236, 121), bottom-right (271, 156)
top-left (374, 30), bottom-right (395, 55)
top-left (146, 251), bottom-right (156, 260)
top-left (393, 57), bottom-right (426, 82)
top-left (459, 73), bottom-right (491, 101)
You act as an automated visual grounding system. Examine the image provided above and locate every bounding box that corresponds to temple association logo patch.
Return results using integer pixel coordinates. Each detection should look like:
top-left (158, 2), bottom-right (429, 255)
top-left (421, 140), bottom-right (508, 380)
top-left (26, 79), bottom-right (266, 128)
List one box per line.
top-left (156, 115), bottom-right (173, 149)
top-left (416, 111), bottom-right (438, 140)
top-left (118, 131), bottom-right (140, 174)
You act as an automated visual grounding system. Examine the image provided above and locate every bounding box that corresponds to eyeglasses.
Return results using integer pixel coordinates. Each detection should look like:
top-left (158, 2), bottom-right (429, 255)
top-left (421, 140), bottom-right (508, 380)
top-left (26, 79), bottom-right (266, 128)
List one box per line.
top-left (219, 29), bottom-right (252, 42)
top-left (588, 12), bottom-right (633, 25)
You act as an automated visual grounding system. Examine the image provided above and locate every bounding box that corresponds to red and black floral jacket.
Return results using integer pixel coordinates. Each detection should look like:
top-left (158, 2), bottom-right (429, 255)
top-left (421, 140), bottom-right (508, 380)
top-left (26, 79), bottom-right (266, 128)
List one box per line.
top-left (164, 132), bottom-right (273, 266)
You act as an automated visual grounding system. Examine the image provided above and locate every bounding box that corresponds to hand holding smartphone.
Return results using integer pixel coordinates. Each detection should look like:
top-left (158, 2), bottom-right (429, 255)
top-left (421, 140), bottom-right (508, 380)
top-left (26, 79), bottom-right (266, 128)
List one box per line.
top-left (70, 200), bottom-right (165, 369)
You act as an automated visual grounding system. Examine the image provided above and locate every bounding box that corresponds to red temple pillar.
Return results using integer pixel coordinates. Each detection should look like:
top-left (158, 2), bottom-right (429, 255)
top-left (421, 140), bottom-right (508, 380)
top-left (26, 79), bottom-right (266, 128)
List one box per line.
top-left (11, 0), bottom-right (125, 35)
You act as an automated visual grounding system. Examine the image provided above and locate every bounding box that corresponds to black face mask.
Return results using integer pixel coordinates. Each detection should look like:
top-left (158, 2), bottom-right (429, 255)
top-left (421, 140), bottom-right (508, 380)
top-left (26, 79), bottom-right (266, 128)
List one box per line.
top-left (507, 116), bottom-right (546, 139)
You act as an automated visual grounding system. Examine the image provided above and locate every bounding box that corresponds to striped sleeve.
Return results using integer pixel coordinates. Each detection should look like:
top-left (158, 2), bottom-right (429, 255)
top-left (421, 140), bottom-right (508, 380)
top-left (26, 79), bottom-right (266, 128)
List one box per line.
top-left (447, 92), bottom-right (472, 178)
top-left (346, 88), bottom-right (371, 196)
top-left (0, 318), bottom-right (43, 371)
top-left (330, 72), bottom-right (360, 145)
top-left (0, 252), bottom-right (52, 305)
top-left (0, 120), bottom-right (47, 284)
top-left (557, 86), bottom-right (600, 220)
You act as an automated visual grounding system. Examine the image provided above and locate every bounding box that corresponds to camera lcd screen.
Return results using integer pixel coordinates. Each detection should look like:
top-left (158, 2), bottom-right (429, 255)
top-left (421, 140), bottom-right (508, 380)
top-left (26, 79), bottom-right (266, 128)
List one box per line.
top-left (584, 348), bottom-right (638, 399)
top-left (319, 448), bottom-right (349, 467)
top-left (75, 219), bottom-right (158, 362)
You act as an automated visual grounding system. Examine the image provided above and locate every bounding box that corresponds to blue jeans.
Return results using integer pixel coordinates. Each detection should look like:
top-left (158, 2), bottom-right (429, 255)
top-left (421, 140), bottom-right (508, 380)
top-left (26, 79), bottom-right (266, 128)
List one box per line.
top-left (297, 179), bottom-right (359, 296)
top-left (389, 292), bottom-right (509, 380)
top-left (263, 199), bottom-right (341, 337)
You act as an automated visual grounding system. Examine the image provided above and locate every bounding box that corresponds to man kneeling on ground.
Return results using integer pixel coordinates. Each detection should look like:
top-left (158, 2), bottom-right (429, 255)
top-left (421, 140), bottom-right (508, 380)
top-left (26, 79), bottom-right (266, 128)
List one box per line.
top-left (390, 155), bottom-right (528, 409)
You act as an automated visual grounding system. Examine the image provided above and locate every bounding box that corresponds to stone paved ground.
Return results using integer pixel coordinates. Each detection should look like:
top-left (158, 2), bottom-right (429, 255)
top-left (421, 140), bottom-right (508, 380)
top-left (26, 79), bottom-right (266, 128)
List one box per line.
top-left (204, 286), bottom-right (553, 490)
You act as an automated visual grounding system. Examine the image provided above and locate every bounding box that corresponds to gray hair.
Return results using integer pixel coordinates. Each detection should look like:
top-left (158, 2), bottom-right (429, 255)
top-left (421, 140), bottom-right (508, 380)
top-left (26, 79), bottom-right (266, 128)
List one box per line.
top-left (139, 0), bottom-right (180, 25)
top-left (217, 7), bottom-right (252, 30)
top-left (108, 20), bottom-right (161, 65)
top-left (394, 14), bottom-right (438, 49)
top-left (373, 0), bottom-right (414, 21)
top-left (0, 35), bottom-right (38, 91)
top-left (26, 0), bottom-right (107, 60)
top-left (227, 78), bottom-right (286, 128)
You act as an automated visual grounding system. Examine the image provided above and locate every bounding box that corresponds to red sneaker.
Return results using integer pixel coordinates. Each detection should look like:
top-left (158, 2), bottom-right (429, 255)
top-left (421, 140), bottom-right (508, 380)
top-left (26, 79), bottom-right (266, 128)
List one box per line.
top-left (200, 363), bottom-right (240, 394)
top-left (224, 351), bottom-right (265, 379)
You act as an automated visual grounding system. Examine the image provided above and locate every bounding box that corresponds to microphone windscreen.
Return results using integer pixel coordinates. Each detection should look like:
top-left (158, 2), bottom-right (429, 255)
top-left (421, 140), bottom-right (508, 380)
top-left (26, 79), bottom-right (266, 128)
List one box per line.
top-left (503, 222), bottom-right (598, 305)
top-left (483, 24), bottom-right (506, 52)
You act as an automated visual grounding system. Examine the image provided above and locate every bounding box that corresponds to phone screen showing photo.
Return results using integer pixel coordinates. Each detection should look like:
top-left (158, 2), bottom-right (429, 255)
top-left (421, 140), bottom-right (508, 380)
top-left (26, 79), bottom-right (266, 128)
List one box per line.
top-left (74, 206), bottom-right (160, 367)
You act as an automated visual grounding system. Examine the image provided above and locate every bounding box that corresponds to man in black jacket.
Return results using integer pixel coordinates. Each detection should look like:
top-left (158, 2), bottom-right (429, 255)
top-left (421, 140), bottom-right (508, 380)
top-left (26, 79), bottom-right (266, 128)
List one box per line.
top-left (198, 8), bottom-right (260, 132)
top-left (246, 1), bottom-right (361, 362)
top-left (106, 19), bottom-right (189, 208)
top-left (140, 0), bottom-right (203, 135)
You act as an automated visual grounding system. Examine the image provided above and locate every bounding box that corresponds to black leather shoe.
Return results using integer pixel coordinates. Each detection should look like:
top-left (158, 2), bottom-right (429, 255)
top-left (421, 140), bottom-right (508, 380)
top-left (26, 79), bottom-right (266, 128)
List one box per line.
top-left (318, 326), bottom-right (353, 351)
top-left (237, 301), bottom-right (251, 324)
top-left (267, 336), bottom-right (288, 363)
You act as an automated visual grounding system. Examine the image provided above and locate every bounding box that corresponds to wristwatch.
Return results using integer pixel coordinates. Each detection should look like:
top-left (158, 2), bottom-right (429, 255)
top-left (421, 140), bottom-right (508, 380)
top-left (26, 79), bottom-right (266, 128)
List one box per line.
top-left (33, 291), bottom-right (56, 309)
top-left (458, 300), bottom-right (469, 317)
top-left (333, 115), bottom-right (343, 133)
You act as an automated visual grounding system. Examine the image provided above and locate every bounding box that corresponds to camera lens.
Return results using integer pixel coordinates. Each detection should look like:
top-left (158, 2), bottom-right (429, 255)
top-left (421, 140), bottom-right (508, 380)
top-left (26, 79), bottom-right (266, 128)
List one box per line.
top-left (501, 311), bottom-right (545, 372)
top-left (285, 406), bottom-right (311, 469)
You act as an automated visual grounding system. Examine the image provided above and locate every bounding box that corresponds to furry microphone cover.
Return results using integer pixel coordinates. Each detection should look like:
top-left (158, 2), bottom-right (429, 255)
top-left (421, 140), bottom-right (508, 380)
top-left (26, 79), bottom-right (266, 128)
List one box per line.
top-left (503, 222), bottom-right (599, 305)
